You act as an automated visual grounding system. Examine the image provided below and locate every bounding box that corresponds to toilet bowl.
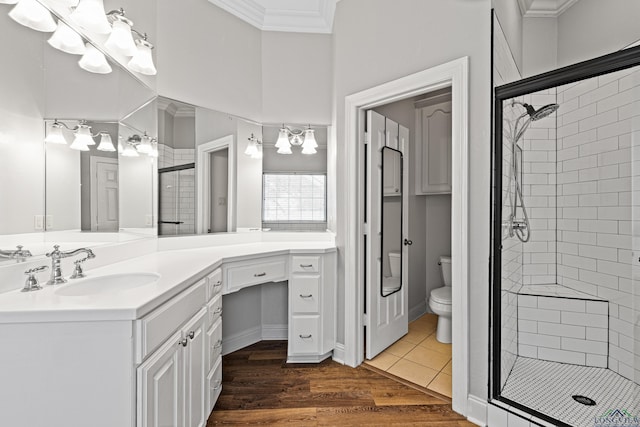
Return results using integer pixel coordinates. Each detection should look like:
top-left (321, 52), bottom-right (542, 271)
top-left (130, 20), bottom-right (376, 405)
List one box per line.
top-left (428, 256), bottom-right (452, 343)
top-left (383, 251), bottom-right (401, 294)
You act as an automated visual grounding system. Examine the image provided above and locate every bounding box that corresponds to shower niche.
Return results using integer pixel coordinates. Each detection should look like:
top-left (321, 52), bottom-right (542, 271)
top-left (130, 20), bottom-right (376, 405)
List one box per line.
top-left (491, 47), bottom-right (640, 426)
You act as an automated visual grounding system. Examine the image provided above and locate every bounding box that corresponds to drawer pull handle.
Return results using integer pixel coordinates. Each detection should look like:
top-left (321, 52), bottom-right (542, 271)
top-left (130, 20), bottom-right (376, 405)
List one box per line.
top-left (254, 272), bottom-right (267, 277)
top-left (299, 294), bottom-right (313, 299)
top-left (213, 339), bottom-right (222, 349)
top-left (300, 264), bottom-right (314, 268)
top-left (213, 281), bottom-right (222, 287)
top-left (177, 338), bottom-right (188, 347)
top-left (212, 380), bottom-right (222, 391)
top-left (213, 307), bottom-right (223, 315)
top-left (188, 331), bottom-right (195, 340)
top-left (299, 334), bottom-right (312, 339)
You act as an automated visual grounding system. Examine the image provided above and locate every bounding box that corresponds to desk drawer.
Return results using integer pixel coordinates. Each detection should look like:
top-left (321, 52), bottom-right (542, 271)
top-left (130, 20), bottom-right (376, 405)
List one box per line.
top-left (206, 358), bottom-right (223, 414)
top-left (207, 294), bottom-right (222, 327)
top-left (206, 268), bottom-right (223, 301)
top-left (225, 256), bottom-right (287, 293)
top-left (290, 275), bottom-right (320, 314)
top-left (291, 256), bottom-right (321, 273)
top-left (207, 317), bottom-right (222, 372)
top-left (137, 279), bottom-right (206, 363)
top-left (289, 315), bottom-right (320, 354)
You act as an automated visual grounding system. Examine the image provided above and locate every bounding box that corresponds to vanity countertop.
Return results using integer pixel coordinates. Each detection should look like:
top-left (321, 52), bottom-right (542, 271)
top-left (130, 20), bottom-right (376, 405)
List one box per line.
top-left (0, 241), bottom-right (336, 324)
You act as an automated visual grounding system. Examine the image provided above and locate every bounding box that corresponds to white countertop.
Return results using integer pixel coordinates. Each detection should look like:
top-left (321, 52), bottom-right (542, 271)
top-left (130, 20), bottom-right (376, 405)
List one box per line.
top-left (0, 241), bottom-right (335, 324)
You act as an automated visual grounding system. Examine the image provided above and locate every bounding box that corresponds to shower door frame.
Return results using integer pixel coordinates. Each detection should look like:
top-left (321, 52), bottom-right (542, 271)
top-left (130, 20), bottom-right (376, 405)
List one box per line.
top-left (490, 44), bottom-right (640, 425)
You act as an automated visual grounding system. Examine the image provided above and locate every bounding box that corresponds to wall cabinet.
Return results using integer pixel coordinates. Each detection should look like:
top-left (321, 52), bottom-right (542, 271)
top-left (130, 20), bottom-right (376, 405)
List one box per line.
top-left (415, 100), bottom-right (452, 195)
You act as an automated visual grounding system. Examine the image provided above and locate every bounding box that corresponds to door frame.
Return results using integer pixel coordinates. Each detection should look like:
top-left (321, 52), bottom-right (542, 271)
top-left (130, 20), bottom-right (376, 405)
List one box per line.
top-left (90, 156), bottom-right (118, 232)
top-left (343, 57), bottom-right (469, 415)
top-left (196, 135), bottom-right (235, 233)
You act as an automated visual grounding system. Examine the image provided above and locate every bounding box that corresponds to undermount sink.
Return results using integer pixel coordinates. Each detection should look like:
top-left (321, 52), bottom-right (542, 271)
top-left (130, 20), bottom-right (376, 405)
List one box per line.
top-left (54, 273), bottom-right (161, 296)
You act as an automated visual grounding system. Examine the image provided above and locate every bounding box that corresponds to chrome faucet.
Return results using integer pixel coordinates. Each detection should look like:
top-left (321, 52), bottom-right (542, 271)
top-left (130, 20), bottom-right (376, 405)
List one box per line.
top-left (45, 245), bottom-right (95, 285)
top-left (0, 245), bottom-right (32, 262)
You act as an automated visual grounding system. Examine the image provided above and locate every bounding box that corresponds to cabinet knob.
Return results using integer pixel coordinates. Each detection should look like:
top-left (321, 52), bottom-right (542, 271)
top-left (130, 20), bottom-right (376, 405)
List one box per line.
top-left (212, 380), bottom-right (222, 391)
top-left (188, 331), bottom-right (195, 340)
top-left (213, 339), bottom-right (222, 349)
top-left (177, 338), bottom-right (188, 347)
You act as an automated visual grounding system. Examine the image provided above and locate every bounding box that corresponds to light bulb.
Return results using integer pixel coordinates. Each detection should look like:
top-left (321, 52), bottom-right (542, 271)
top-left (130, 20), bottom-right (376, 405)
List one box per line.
top-left (275, 128), bottom-right (290, 149)
top-left (251, 144), bottom-right (263, 160)
top-left (137, 134), bottom-right (152, 153)
top-left (277, 145), bottom-right (292, 155)
top-left (244, 140), bottom-right (257, 156)
top-left (48, 21), bottom-right (86, 55)
top-left (78, 43), bottom-right (112, 74)
top-left (44, 124), bottom-right (66, 144)
top-left (303, 129), bottom-right (318, 148)
top-left (70, 0), bottom-right (111, 34)
top-left (301, 144), bottom-right (317, 155)
top-left (105, 17), bottom-right (137, 57)
top-left (96, 133), bottom-right (115, 151)
top-left (74, 125), bottom-right (95, 146)
top-left (9, 0), bottom-right (57, 32)
top-left (121, 144), bottom-right (139, 157)
top-left (128, 39), bottom-right (157, 75)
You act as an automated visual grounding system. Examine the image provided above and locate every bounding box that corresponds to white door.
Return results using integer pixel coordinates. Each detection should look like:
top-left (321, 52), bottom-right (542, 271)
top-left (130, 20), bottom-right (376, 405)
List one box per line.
top-left (91, 157), bottom-right (119, 232)
top-left (365, 111), bottom-right (410, 359)
top-left (184, 309), bottom-right (208, 427)
top-left (137, 331), bottom-right (184, 427)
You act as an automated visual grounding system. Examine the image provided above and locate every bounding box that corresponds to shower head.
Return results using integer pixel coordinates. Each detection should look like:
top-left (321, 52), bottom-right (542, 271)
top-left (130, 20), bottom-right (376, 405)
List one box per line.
top-left (523, 103), bottom-right (560, 121)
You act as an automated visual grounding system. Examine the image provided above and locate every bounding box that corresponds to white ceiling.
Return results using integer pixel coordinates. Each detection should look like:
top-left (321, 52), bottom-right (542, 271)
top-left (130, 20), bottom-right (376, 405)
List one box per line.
top-left (518, 0), bottom-right (580, 17)
top-left (207, 0), bottom-right (340, 33)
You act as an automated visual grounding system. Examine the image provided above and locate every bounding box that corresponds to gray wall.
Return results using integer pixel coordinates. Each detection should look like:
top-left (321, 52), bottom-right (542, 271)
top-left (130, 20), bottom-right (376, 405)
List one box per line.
top-left (332, 0), bottom-right (492, 400)
top-left (492, 0), bottom-right (523, 73)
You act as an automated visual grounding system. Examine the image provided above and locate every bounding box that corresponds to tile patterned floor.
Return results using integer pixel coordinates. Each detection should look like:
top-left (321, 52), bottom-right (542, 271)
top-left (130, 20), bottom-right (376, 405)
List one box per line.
top-left (364, 313), bottom-right (453, 398)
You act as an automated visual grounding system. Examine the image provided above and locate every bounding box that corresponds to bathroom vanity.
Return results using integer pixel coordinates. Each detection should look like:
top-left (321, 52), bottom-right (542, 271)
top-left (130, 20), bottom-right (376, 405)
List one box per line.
top-left (0, 239), bottom-right (336, 427)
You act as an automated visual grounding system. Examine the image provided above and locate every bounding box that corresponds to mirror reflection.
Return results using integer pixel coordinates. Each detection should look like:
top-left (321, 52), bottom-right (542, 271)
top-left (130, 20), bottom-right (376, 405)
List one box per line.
top-left (381, 146), bottom-right (403, 297)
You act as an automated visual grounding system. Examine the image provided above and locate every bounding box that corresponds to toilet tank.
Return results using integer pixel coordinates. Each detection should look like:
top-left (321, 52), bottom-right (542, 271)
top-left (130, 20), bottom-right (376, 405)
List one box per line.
top-left (439, 256), bottom-right (452, 286)
top-left (389, 251), bottom-right (401, 277)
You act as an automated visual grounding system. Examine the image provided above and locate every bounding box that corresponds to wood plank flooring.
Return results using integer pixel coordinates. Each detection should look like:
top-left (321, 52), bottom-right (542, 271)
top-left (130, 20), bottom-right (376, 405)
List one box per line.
top-left (207, 341), bottom-right (474, 426)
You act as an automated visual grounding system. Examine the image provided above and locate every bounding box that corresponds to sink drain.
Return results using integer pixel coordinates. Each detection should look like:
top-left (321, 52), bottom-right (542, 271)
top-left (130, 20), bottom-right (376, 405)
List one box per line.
top-left (572, 395), bottom-right (596, 406)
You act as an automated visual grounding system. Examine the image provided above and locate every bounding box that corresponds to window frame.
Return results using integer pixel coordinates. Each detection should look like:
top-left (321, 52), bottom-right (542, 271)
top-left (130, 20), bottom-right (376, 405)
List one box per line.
top-left (261, 172), bottom-right (328, 223)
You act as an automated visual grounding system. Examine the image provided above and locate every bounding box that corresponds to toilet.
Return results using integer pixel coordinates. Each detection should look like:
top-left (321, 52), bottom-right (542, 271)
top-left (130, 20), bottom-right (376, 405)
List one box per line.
top-left (383, 251), bottom-right (401, 294)
top-left (428, 256), bottom-right (452, 343)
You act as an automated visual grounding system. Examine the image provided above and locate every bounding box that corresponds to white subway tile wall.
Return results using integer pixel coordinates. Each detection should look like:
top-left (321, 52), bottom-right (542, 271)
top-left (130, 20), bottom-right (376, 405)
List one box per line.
top-left (158, 144), bottom-right (196, 236)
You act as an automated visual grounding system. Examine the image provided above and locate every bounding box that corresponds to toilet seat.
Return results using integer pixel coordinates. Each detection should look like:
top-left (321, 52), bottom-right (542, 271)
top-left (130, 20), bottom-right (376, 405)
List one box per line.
top-left (430, 287), bottom-right (452, 305)
top-left (383, 276), bottom-right (401, 293)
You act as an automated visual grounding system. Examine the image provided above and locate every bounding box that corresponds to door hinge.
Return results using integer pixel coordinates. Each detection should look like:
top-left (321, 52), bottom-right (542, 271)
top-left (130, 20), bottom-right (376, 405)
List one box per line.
top-left (362, 313), bottom-right (368, 327)
top-left (364, 131), bottom-right (369, 145)
top-left (363, 223), bottom-right (370, 235)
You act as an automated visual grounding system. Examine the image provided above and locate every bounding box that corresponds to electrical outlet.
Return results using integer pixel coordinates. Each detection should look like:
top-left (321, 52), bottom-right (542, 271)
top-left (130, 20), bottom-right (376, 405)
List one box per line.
top-left (46, 215), bottom-right (53, 229)
top-left (34, 215), bottom-right (44, 230)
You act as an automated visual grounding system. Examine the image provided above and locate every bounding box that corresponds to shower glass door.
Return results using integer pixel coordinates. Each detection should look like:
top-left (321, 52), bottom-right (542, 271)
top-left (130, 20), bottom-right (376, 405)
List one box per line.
top-left (158, 164), bottom-right (195, 236)
top-left (492, 47), bottom-right (640, 426)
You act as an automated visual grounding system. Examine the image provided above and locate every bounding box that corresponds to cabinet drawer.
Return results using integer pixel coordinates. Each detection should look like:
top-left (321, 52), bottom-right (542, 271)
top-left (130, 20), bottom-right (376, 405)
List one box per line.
top-left (290, 275), bottom-right (320, 314)
top-left (206, 358), bottom-right (223, 414)
top-left (137, 279), bottom-right (206, 363)
top-left (206, 268), bottom-right (223, 301)
top-left (289, 315), bottom-right (321, 354)
top-left (207, 317), bottom-right (222, 372)
top-left (207, 294), bottom-right (222, 327)
top-left (225, 256), bottom-right (287, 293)
top-left (291, 256), bottom-right (321, 273)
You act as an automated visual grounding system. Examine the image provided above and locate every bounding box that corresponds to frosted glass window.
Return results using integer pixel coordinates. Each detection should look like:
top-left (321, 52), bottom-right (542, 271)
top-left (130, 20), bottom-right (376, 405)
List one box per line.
top-left (263, 174), bottom-right (326, 222)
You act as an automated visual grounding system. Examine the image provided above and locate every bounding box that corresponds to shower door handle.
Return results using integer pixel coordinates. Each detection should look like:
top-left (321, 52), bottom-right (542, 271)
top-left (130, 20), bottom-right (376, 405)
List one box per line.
top-left (404, 239), bottom-right (413, 246)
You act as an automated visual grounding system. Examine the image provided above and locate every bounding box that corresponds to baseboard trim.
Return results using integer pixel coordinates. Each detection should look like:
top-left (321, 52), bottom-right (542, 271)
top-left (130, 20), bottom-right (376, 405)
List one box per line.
top-left (409, 301), bottom-right (427, 322)
top-left (222, 325), bottom-right (262, 355)
top-left (332, 342), bottom-right (345, 364)
top-left (261, 323), bottom-right (288, 340)
top-left (467, 395), bottom-right (488, 426)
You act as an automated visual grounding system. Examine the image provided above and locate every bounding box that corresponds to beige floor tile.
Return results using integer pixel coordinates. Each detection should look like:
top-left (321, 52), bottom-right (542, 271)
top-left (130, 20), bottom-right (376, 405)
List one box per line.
top-left (442, 359), bottom-right (452, 375)
top-left (418, 333), bottom-right (452, 355)
top-left (385, 340), bottom-right (416, 358)
top-left (387, 358), bottom-right (439, 387)
top-left (403, 345), bottom-right (451, 371)
top-left (365, 352), bottom-right (400, 371)
top-left (402, 327), bottom-right (432, 344)
top-left (427, 372), bottom-right (452, 398)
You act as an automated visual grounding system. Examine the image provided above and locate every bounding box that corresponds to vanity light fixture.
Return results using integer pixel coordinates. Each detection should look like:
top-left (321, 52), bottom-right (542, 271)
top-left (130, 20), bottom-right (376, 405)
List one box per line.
top-left (8, 0), bottom-right (56, 32)
top-left (121, 133), bottom-right (157, 157)
top-left (78, 42), bottom-right (112, 74)
top-left (46, 120), bottom-right (115, 152)
top-left (275, 125), bottom-right (318, 155)
top-left (70, 0), bottom-right (111, 34)
top-left (104, 11), bottom-right (136, 56)
top-left (96, 132), bottom-right (115, 151)
top-left (136, 132), bottom-right (152, 154)
top-left (44, 122), bottom-right (67, 144)
top-left (244, 133), bottom-right (263, 159)
top-left (48, 20), bottom-right (86, 55)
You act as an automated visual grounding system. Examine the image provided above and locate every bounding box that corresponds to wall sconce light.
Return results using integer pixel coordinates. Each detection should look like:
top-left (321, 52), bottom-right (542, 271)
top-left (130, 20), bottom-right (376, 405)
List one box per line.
top-left (48, 20), bottom-right (86, 55)
top-left (244, 133), bottom-right (263, 159)
top-left (70, 0), bottom-right (111, 34)
top-left (78, 42), bottom-right (112, 74)
top-left (105, 8), bottom-right (157, 75)
top-left (45, 120), bottom-right (115, 152)
top-left (8, 0), bottom-right (56, 32)
top-left (275, 125), bottom-right (318, 155)
top-left (121, 133), bottom-right (157, 157)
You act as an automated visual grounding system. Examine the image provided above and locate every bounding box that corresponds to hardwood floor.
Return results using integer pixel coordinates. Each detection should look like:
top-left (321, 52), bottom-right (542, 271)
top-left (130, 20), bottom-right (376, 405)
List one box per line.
top-left (207, 341), bottom-right (474, 426)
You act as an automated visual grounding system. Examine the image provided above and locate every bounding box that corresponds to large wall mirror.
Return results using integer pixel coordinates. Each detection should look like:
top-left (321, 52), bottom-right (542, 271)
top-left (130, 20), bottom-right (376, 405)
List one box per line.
top-left (0, 1), bottom-right (156, 264)
top-left (381, 146), bottom-right (403, 297)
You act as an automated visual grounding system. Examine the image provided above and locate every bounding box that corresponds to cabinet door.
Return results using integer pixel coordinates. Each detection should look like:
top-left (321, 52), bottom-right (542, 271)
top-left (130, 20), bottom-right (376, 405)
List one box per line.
top-left (184, 308), bottom-right (208, 427)
top-left (137, 331), bottom-right (184, 427)
top-left (416, 101), bottom-right (452, 194)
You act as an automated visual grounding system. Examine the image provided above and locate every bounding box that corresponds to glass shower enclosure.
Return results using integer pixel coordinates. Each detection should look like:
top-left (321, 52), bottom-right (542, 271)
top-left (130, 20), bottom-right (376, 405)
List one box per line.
top-left (158, 163), bottom-right (195, 236)
top-left (491, 47), bottom-right (640, 426)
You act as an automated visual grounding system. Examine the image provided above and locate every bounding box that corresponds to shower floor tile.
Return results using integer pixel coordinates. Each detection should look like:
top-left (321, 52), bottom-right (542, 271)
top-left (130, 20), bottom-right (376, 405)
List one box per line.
top-left (502, 357), bottom-right (640, 427)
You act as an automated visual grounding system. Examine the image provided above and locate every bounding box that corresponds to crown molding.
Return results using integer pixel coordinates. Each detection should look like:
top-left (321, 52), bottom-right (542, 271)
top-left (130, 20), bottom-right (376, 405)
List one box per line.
top-left (520, 0), bottom-right (580, 17)
top-left (207, 0), bottom-right (338, 34)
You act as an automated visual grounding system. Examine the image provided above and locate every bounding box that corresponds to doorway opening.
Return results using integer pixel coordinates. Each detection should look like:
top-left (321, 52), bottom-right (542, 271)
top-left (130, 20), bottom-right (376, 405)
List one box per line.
top-left (342, 57), bottom-right (469, 416)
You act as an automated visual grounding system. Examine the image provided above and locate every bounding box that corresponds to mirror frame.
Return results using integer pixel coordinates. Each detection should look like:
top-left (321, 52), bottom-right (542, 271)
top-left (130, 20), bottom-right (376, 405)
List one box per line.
top-left (380, 145), bottom-right (403, 297)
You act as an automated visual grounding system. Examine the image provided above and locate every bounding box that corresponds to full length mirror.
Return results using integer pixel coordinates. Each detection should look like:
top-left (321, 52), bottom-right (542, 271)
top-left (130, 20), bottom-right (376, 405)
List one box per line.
top-left (0, 2), bottom-right (156, 264)
top-left (381, 146), bottom-right (403, 297)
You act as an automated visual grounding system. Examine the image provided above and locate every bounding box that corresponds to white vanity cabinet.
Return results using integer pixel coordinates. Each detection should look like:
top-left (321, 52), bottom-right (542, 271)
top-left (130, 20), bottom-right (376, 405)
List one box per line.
top-left (415, 100), bottom-right (452, 194)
